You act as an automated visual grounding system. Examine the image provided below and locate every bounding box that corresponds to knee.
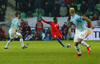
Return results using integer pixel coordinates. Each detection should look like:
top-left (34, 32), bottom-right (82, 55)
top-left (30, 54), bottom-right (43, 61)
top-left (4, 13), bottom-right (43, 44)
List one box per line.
top-left (10, 39), bottom-right (13, 42)
top-left (78, 40), bottom-right (82, 44)
top-left (20, 35), bottom-right (23, 38)
top-left (75, 43), bottom-right (78, 46)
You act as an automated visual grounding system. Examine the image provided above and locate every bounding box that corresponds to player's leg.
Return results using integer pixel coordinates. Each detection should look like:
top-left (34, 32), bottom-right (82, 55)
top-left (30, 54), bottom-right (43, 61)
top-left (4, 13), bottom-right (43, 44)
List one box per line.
top-left (57, 37), bottom-right (65, 47)
top-left (81, 40), bottom-right (91, 53)
top-left (80, 40), bottom-right (89, 47)
top-left (16, 32), bottom-right (28, 49)
top-left (79, 31), bottom-right (91, 53)
top-left (57, 33), bottom-right (65, 47)
top-left (52, 33), bottom-right (65, 47)
top-left (74, 42), bottom-right (81, 57)
top-left (19, 34), bottom-right (28, 49)
top-left (4, 31), bottom-right (14, 49)
top-left (74, 35), bottom-right (81, 57)
top-left (4, 39), bottom-right (13, 49)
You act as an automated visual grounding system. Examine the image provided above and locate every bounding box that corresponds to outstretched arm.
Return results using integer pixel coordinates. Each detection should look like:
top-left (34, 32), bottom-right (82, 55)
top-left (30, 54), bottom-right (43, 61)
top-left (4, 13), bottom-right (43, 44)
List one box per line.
top-left (67, 21), bottom-right (73, 27)
top-left (40, 17), bottom-right (51, 24)
top-left (82, 16), bottom-right (94, 29)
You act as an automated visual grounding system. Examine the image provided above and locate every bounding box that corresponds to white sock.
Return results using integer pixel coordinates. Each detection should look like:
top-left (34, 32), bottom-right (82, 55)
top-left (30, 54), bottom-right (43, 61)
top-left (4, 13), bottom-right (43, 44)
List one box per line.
top-left (75, 45), bottom-right (81, 54)
top-left (20, 39), bottom-right (24, 47)
top-left (5, 40), bottom-right (11, 48)
top-left (81, 41), bottom-right (89, 47)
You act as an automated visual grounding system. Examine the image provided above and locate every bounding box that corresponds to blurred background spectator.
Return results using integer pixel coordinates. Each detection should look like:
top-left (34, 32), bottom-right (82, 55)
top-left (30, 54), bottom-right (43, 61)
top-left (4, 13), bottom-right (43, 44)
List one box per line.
top-left (52, 1), bottom-right (60, 17)
top-left (15, 0), bottom-right (21, 11)
top-left (80, 1), bottom-right (88, 15)
top-left (20, 19), bottom-right (26, 30)
top-left (22, 23), bottom-right (31, 40)
top-left (70, 2), bottom-right (77, 12)
top-left (93, 6), bottom-right (100, 16)
top-left (0, 25), bottom-right (6, 41)
top-left (59, 0), bottom-right (66, 7)
top-left (91, 14), bottom-right (99, 21)
top-left (60, 4), bottom-right (67, 17)
top-left (26, 3), bottom-right (33, 17)
top-left (65, 0), bottom-right (72, 4)
top-left (0, 0), bottom-right (100, 41)
top-left (61, 22), bottom-right (69, 40)
top-left (43, 27), bottom-right (51, 41)
top-left (36, 19), bottom-right (43, 40)
top-left (52, 7), bottom-right (59, 17)
top-left (88, 0), bottom-right (96, 12)
top-left (14, 0), bottom-right (99, 18)
top-left (44, 2), bottom-right (49, 16)
top-left (32, 30), bottom-right (38, 40)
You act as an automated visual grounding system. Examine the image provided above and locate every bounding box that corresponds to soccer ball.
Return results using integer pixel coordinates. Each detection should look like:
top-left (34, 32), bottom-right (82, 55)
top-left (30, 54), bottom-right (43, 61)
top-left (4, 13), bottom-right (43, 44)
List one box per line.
top-left (66, 43), bottom-right (71, 48)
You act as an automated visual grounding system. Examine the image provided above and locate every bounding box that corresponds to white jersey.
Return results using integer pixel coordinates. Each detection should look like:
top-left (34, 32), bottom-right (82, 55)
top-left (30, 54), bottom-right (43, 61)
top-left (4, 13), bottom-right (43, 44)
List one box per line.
top-left (9, 18), bottom-right (21, 39)
top-left (70, 14), bottom-right (87, 42)
top-left (70, 14), bottom-right (87, 33)
top-left (9, 18), bottom-right (18, 33)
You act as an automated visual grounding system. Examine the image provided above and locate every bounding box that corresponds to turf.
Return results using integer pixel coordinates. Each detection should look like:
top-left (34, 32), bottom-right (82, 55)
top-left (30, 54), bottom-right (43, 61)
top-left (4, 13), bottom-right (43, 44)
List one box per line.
top-left (0, 40), bottom-right (100, 64)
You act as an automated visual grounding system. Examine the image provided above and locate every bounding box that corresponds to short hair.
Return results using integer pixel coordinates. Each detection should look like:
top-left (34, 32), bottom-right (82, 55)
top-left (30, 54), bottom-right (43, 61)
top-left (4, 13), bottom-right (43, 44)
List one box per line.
top-left (69, 8), bottom-right (75, 14)
top-left (53, 17), bottom-right (57, 20)
top-left (15, 12), bottom-right (19, 17)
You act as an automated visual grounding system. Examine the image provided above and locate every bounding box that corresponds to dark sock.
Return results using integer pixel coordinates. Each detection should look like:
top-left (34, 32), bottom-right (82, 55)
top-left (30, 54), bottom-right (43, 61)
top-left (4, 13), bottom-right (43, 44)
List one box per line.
top-left (57, 38), bottom-right (65, 47)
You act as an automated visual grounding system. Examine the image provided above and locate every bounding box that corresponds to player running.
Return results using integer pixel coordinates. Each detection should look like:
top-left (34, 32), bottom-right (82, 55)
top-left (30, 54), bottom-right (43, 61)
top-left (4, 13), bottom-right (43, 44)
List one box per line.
top-left (40, 17), bottom-right (65, 48)
top-left (4, 12), bottom-right (28, 49)
top-left (67, 8), bottom-right (94, 57)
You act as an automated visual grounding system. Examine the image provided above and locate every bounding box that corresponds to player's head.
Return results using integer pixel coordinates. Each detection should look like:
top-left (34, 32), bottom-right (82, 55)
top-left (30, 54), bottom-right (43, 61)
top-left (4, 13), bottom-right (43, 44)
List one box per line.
top-left (38, 19), bottom-right (41, 22)
top-left (15, 12), bottom-right (20, 19)
top-left (69, 8), bottom-right (75, 16)
top-left (21, 19), bottom-right (24, 23)
top-left (62, 0), bottom-right (65, 2)
top-left (53, 17), bottom-right (58, 23)
top-left (82, 0), bottom-right (85, 4)
top-left (64, 22), bottom-right (67, 25)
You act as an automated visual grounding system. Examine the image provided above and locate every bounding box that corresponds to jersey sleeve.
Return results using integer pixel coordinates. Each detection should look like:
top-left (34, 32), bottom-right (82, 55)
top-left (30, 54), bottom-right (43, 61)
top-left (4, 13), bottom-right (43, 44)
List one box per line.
top-left (42, 19), bottom-right (51, 24)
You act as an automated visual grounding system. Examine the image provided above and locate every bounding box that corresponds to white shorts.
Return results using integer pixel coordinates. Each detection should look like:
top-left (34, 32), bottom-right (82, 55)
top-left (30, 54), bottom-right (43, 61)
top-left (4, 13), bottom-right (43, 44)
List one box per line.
top-left (9, 29), bottom-right (21, 39)
top-left (74, 30), bottom-right (87, 42)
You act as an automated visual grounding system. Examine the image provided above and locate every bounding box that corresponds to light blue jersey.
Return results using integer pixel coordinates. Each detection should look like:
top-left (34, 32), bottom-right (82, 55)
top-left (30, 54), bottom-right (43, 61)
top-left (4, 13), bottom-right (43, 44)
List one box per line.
top-left (10, 18), bottom-right (18, 30)
top-left (70, 14), bottom-right (87, 32)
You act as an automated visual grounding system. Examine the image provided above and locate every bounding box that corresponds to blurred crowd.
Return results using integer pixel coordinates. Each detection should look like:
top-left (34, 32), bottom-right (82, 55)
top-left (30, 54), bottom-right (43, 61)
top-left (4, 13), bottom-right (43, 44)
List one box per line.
top-left (15, 0), bottom-right (100, 19)
top-left (0, 0), bottom-right (100, 41)
top-left (17, 19), bottom-right (70, 41)
top-left (0, 0), bottom-right (7, 22)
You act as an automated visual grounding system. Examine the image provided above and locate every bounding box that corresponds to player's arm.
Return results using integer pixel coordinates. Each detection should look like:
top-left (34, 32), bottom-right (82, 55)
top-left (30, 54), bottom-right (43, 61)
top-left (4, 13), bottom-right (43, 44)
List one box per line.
top-left (58, 26), bottom-right (62, 34)
top-left (13, 25), bottom-right (16, 34)
top-left (82, 16), bottom-right (94, 29)
top-left (67, 21), bottom-right (73, 27)
top-left (40, 17), bottom-right (51, 24)
top-left (59, 28), bottom-right (62, 34)
top-left (16, 29), bottom-right (22, 33)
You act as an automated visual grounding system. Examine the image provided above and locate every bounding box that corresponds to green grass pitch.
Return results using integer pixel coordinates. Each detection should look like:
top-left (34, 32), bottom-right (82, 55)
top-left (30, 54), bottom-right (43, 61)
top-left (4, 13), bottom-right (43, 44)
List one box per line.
top-left (0, 40), bottom-right (100, 64)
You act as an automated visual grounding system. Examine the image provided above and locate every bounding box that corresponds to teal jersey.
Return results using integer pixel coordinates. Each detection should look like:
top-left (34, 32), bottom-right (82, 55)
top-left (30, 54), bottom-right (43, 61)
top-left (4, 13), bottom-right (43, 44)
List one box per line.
top-left (10, 18), bottom-right (18, 30)
top-left (70, 14), bottom-right (87, 32)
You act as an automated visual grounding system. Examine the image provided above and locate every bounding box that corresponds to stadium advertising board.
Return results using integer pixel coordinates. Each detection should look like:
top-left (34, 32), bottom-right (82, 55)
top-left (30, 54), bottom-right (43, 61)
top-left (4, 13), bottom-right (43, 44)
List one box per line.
top-left (85, 28), bottom-right (100, 40)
